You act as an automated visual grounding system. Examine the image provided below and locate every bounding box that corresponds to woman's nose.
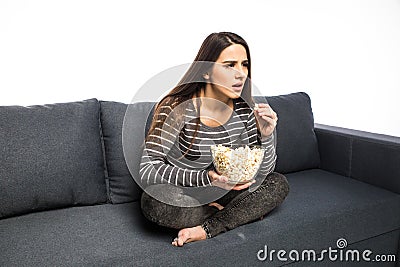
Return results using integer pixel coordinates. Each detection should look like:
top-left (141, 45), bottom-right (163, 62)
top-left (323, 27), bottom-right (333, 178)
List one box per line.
top-left (235, 67), bottom-right (246, 79)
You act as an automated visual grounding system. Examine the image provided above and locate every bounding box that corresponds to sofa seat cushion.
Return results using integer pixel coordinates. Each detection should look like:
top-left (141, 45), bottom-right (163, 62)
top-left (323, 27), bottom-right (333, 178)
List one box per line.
top-left (1, 169), bottom-right (399, 266)
top-left (0, 99), bottom-right (107, 219)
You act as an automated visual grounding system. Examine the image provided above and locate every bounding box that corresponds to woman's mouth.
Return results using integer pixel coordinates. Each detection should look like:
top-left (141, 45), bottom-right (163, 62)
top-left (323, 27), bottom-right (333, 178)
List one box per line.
top-left (232, 82), bottom-right (244, 91)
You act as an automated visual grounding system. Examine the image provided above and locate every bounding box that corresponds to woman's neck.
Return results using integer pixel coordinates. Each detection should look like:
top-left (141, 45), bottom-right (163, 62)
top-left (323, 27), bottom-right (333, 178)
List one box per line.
top-left (200, 85), bottom-right (233, 112)
top-left (195, 86), bottom-right (234, 128)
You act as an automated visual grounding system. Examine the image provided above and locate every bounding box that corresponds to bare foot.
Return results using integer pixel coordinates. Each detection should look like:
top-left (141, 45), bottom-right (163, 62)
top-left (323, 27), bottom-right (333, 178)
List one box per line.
top-left (208, 202), bottom-right (224, 210)
top-left (171, 225), bottom-right (206, 247)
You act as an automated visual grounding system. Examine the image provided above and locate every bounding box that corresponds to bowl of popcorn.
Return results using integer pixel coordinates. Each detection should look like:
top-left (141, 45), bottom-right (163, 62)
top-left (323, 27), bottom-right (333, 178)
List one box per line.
top-left (210, 144), bottom-right (265, 185)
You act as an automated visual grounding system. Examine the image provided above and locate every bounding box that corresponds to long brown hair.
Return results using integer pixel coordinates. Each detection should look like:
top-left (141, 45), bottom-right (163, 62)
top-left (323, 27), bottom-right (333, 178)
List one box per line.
top-left (146, 32), bottom-right (257, 156)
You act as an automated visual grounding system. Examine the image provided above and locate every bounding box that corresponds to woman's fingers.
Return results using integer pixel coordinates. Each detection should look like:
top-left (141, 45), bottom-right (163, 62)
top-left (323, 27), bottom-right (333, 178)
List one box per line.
top-left (254, 103), bottom-right (278, 130)
top-left (256, 106), bottom-right (277, 120)
top-left (232, 180), bottom-right (255, 190)
top-left (208, 170), bottom-right (219, 180)
top-left (255, 103), bottom-right (271, 113)
top-left (208, 170), bottom-right (228, 183)
top-left (209, 171), bottom-right (258, 190)
top-left (219, 176), bottom-right (228, 183)
top-left (261, 116), bottom-right (277, 127)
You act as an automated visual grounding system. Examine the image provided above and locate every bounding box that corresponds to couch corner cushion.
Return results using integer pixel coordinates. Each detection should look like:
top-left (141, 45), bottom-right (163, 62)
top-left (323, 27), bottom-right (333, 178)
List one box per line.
top-left (0, 98), bottom-right (107, 218)
top-left (100, 101), bottom-right (155, 204)
top-left (256, 92), bottom-right (320, 173)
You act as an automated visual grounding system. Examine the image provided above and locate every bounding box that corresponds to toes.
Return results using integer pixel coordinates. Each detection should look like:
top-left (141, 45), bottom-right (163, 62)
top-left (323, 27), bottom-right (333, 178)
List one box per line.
top-left (178, 236), bottom-right (187, 246)
top-left (177, 230), bottom-right (190, 246)
top-left (173, 227), bottom-right (206, 247)
top-left (171, 237), bottom-right (179, 246)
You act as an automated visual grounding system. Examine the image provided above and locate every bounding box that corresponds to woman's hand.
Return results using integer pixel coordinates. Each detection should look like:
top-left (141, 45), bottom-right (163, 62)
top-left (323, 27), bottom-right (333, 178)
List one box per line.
top-left (208, 170), bottom-right (255, 190)
top-left (254, 103), bottom-right (278, 139)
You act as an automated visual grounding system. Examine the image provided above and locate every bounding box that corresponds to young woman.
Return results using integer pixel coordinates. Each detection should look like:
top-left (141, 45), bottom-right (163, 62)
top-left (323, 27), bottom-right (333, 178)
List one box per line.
top-left (139, 32), bottom-right (289, 247)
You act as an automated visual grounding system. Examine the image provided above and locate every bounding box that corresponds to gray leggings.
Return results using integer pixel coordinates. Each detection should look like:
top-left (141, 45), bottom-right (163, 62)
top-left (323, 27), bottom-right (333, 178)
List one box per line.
top-left (140, 172), bottom-right (289, 239)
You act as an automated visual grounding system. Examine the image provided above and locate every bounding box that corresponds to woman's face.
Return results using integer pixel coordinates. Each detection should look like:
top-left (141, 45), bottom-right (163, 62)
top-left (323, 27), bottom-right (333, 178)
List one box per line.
top-left (206, 44), bottom-right (249, 99)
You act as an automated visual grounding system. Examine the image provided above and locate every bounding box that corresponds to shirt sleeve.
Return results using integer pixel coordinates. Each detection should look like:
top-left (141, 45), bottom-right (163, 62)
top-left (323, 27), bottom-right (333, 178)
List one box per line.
top-left (139, 104), bottom-right (212, 187)
top-left (244, 110), bottom-right (277, 176)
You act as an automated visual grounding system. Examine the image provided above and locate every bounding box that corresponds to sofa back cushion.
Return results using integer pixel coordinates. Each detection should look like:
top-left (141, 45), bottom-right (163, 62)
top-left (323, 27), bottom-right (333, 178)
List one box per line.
top-left (256, 92), bottom-right (320, 173)
top-left (100, 101), bottom-right (154, 203)
top-left (100, 92), bottom-right (319, 204)
top-left (0, 99), bottom-right (107, 219)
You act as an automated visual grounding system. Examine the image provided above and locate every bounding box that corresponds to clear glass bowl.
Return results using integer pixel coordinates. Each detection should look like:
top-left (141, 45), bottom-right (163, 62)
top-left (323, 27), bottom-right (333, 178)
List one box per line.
top-left (210, 144), bottom-right (266, 185)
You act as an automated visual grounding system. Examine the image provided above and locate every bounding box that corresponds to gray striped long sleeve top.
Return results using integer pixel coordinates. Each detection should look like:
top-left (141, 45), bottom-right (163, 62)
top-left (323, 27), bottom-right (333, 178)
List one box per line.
top-left (139, 98), bottom-right (277, 188)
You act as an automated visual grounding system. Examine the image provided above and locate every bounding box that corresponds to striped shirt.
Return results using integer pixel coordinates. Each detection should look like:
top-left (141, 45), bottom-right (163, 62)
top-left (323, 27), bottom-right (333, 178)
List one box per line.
top-left (139, 98), bottom-right (276, 187)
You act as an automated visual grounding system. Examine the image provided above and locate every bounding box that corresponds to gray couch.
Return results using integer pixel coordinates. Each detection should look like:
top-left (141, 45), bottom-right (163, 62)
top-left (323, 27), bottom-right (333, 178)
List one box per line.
top-left (1, 92), bottom-right (399, 266)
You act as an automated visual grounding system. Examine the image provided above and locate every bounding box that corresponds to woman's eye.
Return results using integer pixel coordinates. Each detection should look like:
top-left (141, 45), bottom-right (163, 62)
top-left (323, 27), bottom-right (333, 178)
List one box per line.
top-left (224, 62), bottom-right (248, 68)
top-left (223, 63), bottom-right (234, 69)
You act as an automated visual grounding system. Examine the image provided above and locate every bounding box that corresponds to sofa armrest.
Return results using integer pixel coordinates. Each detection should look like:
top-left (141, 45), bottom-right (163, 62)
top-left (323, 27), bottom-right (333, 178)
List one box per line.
top-left (314, 123), bottom-right (400, 194)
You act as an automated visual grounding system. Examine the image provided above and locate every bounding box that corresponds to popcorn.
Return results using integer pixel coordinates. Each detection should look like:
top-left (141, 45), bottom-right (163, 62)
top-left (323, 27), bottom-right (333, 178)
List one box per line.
top-left (210, 145), bottom-right (265, 184)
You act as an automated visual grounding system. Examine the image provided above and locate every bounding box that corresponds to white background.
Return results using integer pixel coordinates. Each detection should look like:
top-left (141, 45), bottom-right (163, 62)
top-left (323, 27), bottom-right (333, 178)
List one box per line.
top-left (1, 0), bottom-right (399, 137)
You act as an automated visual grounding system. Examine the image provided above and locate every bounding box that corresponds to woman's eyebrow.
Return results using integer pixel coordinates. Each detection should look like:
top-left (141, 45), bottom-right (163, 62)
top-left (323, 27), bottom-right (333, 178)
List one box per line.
top-left (221, 59), bottom-right (249, 63)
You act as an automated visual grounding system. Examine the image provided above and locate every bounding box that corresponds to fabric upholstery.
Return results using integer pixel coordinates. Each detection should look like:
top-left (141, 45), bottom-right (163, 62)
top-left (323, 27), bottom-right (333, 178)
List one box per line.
top-left (100, 101), bottom-right (155, 203)
top-left (100, 101), bottom-right (147, 203)
top-left (0, 99), bottom-right (107, 219)
top-left (1, 169), bottom-right (399, 266)
top-left (315, 123), bottom-right (400, 194)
